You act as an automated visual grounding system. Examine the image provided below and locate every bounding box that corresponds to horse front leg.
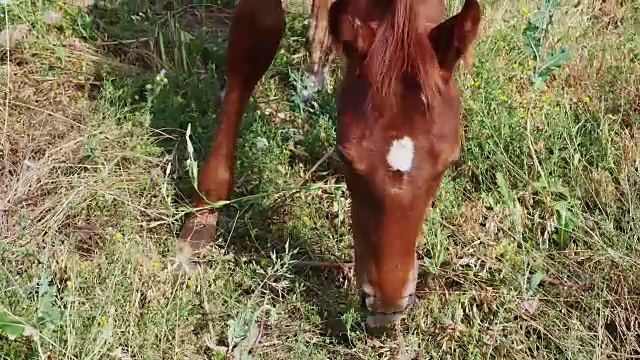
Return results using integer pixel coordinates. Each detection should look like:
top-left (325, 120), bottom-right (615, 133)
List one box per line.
top-left (300, 0), bottom-right (335, 100)
top-left (177, 0), bottom-right (286, 256)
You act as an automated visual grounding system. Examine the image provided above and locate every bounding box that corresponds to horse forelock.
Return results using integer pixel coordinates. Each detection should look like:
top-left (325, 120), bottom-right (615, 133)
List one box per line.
top-left (363, 0), bottom-right (441, 113)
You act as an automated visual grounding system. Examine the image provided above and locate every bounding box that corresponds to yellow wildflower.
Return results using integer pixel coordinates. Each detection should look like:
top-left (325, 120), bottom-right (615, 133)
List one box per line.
top-left (187, 279), bottom-right (194, 288)
top-left (151, 261), bottom-right (159, 270)
top-left (542, 94), bottom-right (551, 102)
top-left (113, 232), bottom-right (123, 240)
top-left (99, 316), bottom-right (108, 326)
top-left (583, 96), bottom-right (591, 103)
top-left (522, 7), bottom-right (529, 15)
top-left (499, 95), bottom-right (507, 101)
top-left (473, 80), bottom-right (479, 87)
top-left (66, 281), bottom-right (73, 290)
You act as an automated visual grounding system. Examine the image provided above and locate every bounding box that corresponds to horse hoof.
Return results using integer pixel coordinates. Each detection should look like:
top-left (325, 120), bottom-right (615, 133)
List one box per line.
top-left (176, 210), bottom-right (219, 261)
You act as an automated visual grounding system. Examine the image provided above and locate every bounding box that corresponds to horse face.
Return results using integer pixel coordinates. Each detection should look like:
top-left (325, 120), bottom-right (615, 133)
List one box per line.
top-left (329, 0), bottom-right (481, 327)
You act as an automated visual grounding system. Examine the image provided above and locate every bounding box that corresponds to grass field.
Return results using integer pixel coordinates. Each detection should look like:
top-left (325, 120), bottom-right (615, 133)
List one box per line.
top-left (1, 0), bottom-right (638, 358)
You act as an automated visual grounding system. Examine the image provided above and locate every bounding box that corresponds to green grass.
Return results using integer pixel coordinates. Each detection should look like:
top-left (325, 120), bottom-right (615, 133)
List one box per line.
top-left (1, 0), bottom-right (638, 358)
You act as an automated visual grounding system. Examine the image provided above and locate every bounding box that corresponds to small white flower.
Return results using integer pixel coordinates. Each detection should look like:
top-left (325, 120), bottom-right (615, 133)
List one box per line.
top-left (254, 137), bottom-right (268, 150)
top-left (42, 10), bottom-right (63, 25)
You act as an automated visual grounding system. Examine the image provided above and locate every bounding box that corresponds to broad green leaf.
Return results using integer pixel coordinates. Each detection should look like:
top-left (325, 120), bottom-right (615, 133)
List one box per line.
top-left (521, 0), bottom-right (562, 88)
top-left (553, 201), bottom-right (574, 248)
top-left (37, 272), bottom-right (62, 329)
top-left (227, 307), bottom-right (253, 346)
top-left (495, 172), bottom-right (514, 206)
top-left (239, 353), bottom-right (253, 360)
top-left (529, 271), bottom-right (545, 291)
top-left (538, 46), bottom-right (570, 77)
top-left (522, 21), bottom-right (542, 58)
top-left (522, 4), bottom-right (554, 58)
top-left (0, 309), bottom-right (27, 340)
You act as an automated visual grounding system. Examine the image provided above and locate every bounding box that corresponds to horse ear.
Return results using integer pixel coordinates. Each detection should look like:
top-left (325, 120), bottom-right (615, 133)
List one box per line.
top-left (328, 0), bottom-right (376, 58)
top-left (428, 0), bottom-right (481, 81)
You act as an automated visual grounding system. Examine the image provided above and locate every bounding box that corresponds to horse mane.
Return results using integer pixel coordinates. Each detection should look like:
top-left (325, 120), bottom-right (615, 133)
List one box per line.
top-left (364, 0), bottom-right (441, 111)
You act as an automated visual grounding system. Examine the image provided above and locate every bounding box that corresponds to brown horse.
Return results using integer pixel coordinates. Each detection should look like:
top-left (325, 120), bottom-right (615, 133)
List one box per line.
top-left (177, 0), bottom-right (481, 328)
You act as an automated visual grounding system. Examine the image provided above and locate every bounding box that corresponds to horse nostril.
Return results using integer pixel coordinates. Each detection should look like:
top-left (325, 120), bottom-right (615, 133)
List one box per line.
top-left (360, 291), bottom-right (416, 313)
top-left (406, 292), bottom-right (416, 308)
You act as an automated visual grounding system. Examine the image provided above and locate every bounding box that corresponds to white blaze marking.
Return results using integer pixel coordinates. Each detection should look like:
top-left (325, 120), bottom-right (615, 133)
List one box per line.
top-left (386, 136), bottom-right (414, 172)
